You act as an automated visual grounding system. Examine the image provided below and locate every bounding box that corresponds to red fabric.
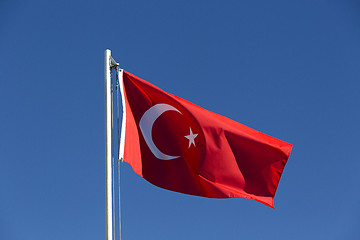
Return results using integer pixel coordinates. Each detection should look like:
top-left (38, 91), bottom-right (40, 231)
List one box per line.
top-left (121, 70), bottom-right (292, 208)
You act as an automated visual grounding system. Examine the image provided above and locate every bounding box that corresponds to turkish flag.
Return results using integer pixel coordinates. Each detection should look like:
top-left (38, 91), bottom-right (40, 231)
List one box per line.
top-left (119, 70), bottom-right (292, 208)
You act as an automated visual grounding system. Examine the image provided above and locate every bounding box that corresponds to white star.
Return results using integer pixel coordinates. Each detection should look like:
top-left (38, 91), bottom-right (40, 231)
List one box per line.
top-left (184, 127), bottom-right (198, 148)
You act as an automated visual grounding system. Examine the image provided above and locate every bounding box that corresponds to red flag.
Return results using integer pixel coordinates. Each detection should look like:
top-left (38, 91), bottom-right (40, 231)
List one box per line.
top-left (119, 70), bottom-right (292, 208)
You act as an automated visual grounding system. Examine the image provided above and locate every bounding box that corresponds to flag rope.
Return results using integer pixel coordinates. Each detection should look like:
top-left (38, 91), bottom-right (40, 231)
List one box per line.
top-left (116, 67), bottom-right (122, 240)
top-left (108, 53), bottom-right (122, 240)
top-left (110, 69), bottom-right (116, 240)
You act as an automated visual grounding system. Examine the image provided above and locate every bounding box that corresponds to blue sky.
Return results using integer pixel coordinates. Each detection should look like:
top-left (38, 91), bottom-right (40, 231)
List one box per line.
top-left (1, 0), bottom-right (360, 239)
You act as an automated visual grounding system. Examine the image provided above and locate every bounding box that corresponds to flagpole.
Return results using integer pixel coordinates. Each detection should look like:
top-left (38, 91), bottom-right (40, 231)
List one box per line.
top-left (105, 49), bottom-right (113, 240)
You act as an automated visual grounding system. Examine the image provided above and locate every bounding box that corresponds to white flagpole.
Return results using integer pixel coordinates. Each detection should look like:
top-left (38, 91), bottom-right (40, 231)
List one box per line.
top-left (105, 49), bottom-right (113, 240)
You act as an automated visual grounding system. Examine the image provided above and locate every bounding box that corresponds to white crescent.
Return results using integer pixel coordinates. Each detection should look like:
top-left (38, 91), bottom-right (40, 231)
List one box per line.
top-left (139, 103), bottom-right (182, 160)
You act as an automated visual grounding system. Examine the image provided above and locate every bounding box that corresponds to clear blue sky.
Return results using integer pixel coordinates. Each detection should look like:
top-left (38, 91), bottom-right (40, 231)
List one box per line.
top-left (1, 0), bottom-right (360, 239)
